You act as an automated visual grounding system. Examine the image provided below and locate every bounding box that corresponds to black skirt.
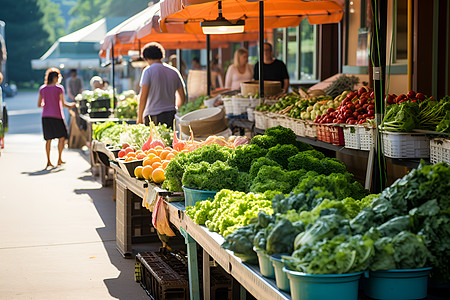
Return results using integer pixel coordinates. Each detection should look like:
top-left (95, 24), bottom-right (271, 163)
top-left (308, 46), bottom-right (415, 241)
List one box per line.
top-left (42, 117), bottom-right (68, 140)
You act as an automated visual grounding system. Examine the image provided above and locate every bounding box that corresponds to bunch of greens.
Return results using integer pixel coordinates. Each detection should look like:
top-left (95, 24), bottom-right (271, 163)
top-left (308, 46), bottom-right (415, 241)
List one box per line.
top-left (185, 189), bottom-right (275, 237)
top-left (178, 95), bottom-right (208, 116)
top-left (182, 161), bottom-right (245, 192)
top-left (115, 97), bottom-right (138, 119)
top-left (417, 96), bottom-right (450, 131)
top-left (163, 144), bottom-right (234, 192)
top-left (92, 121), bottom-right (117, 141)
top-left (381, 102), bottom-right (419, 132)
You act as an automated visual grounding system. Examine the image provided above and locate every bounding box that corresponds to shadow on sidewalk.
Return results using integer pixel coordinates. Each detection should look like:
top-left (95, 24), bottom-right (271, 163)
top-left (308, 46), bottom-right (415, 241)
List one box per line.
top-left (21, 166), bottom-right (64, 176)
top-left (74, 186), bottom-right (151, 299)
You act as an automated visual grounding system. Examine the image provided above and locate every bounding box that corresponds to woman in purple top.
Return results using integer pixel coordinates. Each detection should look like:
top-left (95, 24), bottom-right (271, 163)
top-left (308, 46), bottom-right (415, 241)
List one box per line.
top-left (38, 67), bottom-right (75, 168)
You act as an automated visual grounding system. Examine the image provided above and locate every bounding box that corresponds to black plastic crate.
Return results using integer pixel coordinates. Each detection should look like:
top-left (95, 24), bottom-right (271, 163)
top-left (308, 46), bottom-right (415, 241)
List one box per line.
top-left (88, 97), bottom-right (111, 110)
top-left (136, 252), bottom-right (189, 300)
top-left (88, 110), bottom-right (111, 118)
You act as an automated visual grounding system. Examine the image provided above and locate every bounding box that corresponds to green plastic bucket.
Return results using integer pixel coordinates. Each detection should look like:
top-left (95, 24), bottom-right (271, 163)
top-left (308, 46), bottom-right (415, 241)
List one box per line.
top-left (362, 267), bottom-right (432, 300)
top-left (182, 186), bottom-right (217, 207)
top-left (253, 247), bottom-right (275, 278)
top-left (283, 267), bottom-right (363, 300)
top-left (270, 254), bottom-right (290, 292)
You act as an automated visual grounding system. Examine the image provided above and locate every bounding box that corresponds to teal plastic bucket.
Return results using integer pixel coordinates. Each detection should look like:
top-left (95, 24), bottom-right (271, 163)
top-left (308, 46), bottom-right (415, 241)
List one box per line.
top-left (182, 186), bottom-right (217, 207)
top-left (362, 267), bottom-right (432, 300)
top-left (253, 247), bottom-right (275, 278)
top-left (270, 254), bottom-right (290, 292)
top-left (283, 267), bottom-right (363, 300)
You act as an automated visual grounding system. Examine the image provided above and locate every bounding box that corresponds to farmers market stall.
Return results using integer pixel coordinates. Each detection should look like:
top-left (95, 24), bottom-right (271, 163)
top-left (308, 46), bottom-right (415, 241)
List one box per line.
top-left (88, 116), bottom-right (449, 300)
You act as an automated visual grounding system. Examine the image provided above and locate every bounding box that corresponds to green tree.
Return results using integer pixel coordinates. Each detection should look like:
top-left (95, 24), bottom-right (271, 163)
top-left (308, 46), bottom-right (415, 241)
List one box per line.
top-left (38, 0), bottom-right (66, 43)
top-left (68, 0), bottom-right (149, 32)
top-left (100, 0), bottom-right (149, 18)
top-left (0, 0), bottom-right (51, 83)
top-left (68, 0), bottom-right (103, 32)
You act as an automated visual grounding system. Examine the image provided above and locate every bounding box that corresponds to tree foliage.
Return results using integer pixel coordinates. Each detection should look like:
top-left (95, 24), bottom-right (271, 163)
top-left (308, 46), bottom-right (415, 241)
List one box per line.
top-left (69, 0), bottom-right (149, 32)
top-left (0, 0), bottom-right (51, 82)
top-left (38, 0), bottom-right (66, 43)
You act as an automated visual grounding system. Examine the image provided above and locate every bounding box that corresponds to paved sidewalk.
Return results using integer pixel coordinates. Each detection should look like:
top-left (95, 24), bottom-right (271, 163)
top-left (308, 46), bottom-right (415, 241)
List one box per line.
top-left (0, 99), bottom-right (149, 299)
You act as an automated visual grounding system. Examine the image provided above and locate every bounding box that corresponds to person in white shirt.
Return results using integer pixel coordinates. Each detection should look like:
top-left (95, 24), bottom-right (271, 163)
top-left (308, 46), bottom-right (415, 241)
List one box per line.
top-left (224, 48), bottom-right (253, 91)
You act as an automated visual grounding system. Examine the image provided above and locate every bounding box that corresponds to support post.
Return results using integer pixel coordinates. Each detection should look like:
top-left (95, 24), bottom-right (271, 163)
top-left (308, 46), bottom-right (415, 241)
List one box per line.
top-left (180, 227), bottom-right (200, 300)
top-left (371, 0), bottom-right (388, 192)
top-left (259, 0), bottom-right (264, 98)
top-left (203, 249), bottom-right (210, 300)
top-left (111, 43), bottom-right (116, 109)
top-left (206, 35), bottom-right (211, 96)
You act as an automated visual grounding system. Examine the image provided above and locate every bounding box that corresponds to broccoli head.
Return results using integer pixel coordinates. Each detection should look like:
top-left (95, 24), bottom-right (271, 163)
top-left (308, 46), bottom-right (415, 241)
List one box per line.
top-left (265, 125), bottom-right (297, 145)
top-left (250, 135), bottom-right (278, 149)
top-left (266, 144), bottom-right (299, 169)
top-left (250, 165), bottom-right (297, 194)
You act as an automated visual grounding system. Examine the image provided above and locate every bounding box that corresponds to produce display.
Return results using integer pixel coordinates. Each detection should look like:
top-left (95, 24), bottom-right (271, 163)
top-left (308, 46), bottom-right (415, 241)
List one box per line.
top-left (92, 122), bottom-right (173, 148)
top-left (314, 87), bottom-right (376, 125)
top-left (115, 90), bottom-right (138, 119)
top-left (382, 94), bottom-right (450, 133)
top-left (219, 161), bottom-right (450, 282)
top-left (255, 92), bottom-right (337, 121)
top-left (178, 95), bottom-right (209, 116)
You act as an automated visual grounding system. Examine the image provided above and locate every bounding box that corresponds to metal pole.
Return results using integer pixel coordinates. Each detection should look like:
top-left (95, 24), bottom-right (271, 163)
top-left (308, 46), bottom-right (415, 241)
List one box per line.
top-left (259, 0), bottom-right (264, 98)
top-left (206, 35), bottom-right (211, 96)
top-left (111, 42), bottom-right (116, 109)
top-left (407, 0), bottom-right (413, 91)
top-left (371, 0), bottom-right (387, 192)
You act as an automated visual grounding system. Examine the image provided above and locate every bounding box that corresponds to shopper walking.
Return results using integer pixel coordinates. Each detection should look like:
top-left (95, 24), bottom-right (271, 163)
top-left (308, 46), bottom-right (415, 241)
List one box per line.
top-left (137, 42), bottom-right (185, 128)
top-left (225, 48), bottom-right (253, 91)
top-left (38, 67), bottom-right (75, 168)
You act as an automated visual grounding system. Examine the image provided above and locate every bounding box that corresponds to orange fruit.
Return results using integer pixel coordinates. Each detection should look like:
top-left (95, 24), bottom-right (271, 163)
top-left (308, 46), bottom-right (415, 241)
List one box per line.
top-left (152, 162), bottom-right (162, 169)
top-left (171, 149), bottom-right (179, 154)
top-left (165, 147), bottom-right (173, 151)
top-left (125, 156), bottom-right (133, 162)
top-left (134, 166), bottom-right (144, 179)
top-left (136, 153), bottom-right (147, 160)
top-left (150, 156), bottom-right (162, 164)
top-left (161, 160), bottom-right (170, 170)
top-left (152, 168), bottom-right (166, 183)
top-left (127, 152), bottom-right (136, 158)
top-left (143, 158), bottom-right (153, 167)
top-left (166, 153), bottom-right (175, 160)
top-left (160, 150), bottom-right (170, 160)
top-left (147, 149), bottom-right (158, 156)
top-left (154, 145), bottom-right (163, 150)
top-left (135, 150), bottom-right (144, 155)
top-left (142, 166), bottom-right (153, 180)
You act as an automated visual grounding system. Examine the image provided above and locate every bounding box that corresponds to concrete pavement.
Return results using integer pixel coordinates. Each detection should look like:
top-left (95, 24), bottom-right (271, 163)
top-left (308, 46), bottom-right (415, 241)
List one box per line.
top-left (0, 91), bottom-right (149, 299)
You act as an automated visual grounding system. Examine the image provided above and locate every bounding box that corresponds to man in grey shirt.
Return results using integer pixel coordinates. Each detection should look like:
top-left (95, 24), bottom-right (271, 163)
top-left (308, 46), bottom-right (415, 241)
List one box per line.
top-left (137, 42), bottom-right (185, 128)
top-left (66, 69), bottom-right (82, 101)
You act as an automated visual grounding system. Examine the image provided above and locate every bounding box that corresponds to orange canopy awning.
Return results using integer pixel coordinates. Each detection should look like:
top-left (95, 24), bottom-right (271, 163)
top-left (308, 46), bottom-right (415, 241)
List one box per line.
top-left (160, 0), bottom-right (344, 33)
top-left (100, 1), bottom-right (270, 58)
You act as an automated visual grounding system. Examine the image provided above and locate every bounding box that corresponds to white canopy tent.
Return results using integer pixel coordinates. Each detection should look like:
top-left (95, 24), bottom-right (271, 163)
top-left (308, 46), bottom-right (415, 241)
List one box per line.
top-left (32, 18), bottom-right (125, 70)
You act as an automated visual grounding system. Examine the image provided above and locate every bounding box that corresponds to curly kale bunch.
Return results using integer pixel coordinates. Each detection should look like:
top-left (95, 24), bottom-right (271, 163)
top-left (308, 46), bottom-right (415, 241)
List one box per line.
top-left (163, 144), bottom-right (234, 192)
top-left (229, 144), bottom-right (268, 172)
top-left (250, 165), bottom-right (306, 194)
top-left (265, 125), bottom-right (297, 145)
top-left (250, 134), bottom-right (278, 149)
top-left (266, 144), bottom-right (299, 169)
top-left (249, 157), bottom-right (282, 178)
top-left (182, 161), bottom-right (239, 192)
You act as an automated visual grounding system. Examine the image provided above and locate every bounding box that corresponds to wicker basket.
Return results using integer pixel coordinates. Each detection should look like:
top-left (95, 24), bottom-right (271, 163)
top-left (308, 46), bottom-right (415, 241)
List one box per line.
top-left (241, 80), bottom-right (282, 97)
top-left (254, 111), bottom-right (267, 130)
top-left (343, 125), bottom-right (360, 149)
top-left (304, 121), bottom-right (317, 138)
top-left (430, 138), bottom-right (450, 164)
top-left (381, 131), bottom-right (430, 158)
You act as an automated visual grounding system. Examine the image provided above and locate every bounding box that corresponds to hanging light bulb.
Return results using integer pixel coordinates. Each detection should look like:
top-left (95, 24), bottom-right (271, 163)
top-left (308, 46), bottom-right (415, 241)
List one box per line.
top-left (201, 1), bottom-right (245, 34)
